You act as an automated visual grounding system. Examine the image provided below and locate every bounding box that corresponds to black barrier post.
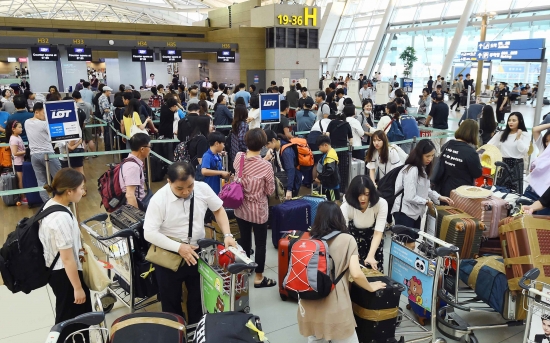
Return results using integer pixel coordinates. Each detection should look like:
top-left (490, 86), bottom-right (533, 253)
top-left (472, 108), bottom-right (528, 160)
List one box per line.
top-left (110, 125), bottom-right (115, 163)
top-left (412, 136), bottom-right (417, 151)
top-left (45, 154), bottom-right (52, 187)
top-left (347, 143), bottom-right (353, 187)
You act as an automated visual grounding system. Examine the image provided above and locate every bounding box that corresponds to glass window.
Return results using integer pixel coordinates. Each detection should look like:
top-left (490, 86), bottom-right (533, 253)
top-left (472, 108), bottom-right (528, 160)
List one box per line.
top-left (339, 58), bottom-right (355, 71)
top-left (298, 29), bottom-right (308, 48)
top-left (276, 27), bottom-right (286, 48)
top-left (266, 28), bottom-right (274, 48)
top-left (308, 29), bottom-right (318, 49)
top-left (417, 3), bottom-right (444, 20)
top-left (393, 7), bottom-right (417, 23)
top-left (445, 0), bottom-right (466, 15)
top-left (330, 44), bottom-right (344, 56)
top-left (287, 28), bottom-right (297, 48)
top-left (340, 17), bottom-right (353, 29)
top-left (368, 26), bottom-right (379, 40)
top-left (335, 29), bottom-right (349, 43)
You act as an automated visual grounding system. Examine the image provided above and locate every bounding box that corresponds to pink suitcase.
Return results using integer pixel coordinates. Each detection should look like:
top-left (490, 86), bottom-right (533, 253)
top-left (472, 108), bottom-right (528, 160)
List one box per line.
top-left (450, 190), bottom-right (512, 238)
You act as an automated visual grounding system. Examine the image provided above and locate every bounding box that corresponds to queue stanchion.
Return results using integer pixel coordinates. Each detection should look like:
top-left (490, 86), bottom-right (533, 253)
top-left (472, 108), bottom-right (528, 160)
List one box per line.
top-left (66, 146), bottom-right (72, 168)
top-left (45, 153), bottom-right (52, 187)
top-left (411, 136), bottom-right (417, 151)
top-left (109, 124), bottom-right (115, 163)
top-left (347, 143), bottom-right (353, 187)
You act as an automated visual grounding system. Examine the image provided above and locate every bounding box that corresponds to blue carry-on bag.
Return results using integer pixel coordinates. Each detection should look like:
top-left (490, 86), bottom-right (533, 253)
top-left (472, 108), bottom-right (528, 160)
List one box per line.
top-left (22, 161), bottom-right (44, 207)
top-left (270, 199), bottom-right (311, 248)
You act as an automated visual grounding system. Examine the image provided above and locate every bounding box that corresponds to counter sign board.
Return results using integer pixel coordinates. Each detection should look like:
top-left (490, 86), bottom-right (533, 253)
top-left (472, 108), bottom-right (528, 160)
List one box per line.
top-left (68, 47), bottom-right (92, 61)
top-left (131, 49), bottom-right (154, 62)
top-left (217, 51), bottom-right (235, 63)
top-left (44, 100), bottom-right (81, 143)
top-left (476, 39), bottom-right (545, 61)
top-left (161, 49), bottom-right (182, 62)
top-left (31, 46), bottom-right (59, 61)
top-left (260, 93), bottom-right (280, 124)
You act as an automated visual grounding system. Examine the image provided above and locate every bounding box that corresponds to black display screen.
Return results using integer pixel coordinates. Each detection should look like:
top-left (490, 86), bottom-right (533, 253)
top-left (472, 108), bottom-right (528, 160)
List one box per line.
top-left (31, 46), bottom-right (59, 61)
top-left (67, 47), bottom-right (92, 61)
top-left (217, 50), bottom-right (235, 63)
top-left (131, 49), bottom-right (154, 62)
top-left (161, 49), bottom-right (182, 62)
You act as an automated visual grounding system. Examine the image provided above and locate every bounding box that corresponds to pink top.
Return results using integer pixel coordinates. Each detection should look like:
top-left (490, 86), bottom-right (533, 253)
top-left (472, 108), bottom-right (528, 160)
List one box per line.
top-left (119, 154), bottom-right (146, 201)
top-left (234, 152), bottom-right (275, 224)
top-left (9, 135), bottom-right (24, 165)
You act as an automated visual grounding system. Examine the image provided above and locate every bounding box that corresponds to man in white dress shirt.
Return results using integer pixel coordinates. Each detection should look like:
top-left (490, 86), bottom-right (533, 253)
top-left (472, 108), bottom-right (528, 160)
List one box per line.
top-left (201, 77), bottom-right (212, 89)
top-left (145, 74), bottom-right (157, 88)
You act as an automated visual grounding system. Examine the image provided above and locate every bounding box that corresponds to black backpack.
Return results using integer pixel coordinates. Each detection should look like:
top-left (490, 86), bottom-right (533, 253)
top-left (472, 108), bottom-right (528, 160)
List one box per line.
top-left (0, 204), bottom-right (73, 294)
top-left (376, 165), bottom-right (405, 223)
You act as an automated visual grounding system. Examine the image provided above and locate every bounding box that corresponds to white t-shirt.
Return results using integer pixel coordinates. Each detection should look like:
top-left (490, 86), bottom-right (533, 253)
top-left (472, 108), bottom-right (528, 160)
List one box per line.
top-left (534, 134), bottom-right (545, 154)
top-left (248, 108), bottom-right (261, 130)
top-left (487, 131), bottom-right (531, 159)
top-left (341, 198), bottom-right (388, 233)
top-left (311, 118), bottom-right (332, 133)
top-left (377, 115), bottom-right (392, 134)
top-left (25, 118), bottom-right (55, 154)
top-left (143, 182), bottom-right (223, 251)
top-left (346, 117), bottom-right (365, 146)
top-left (366, 148), bottom-right (402, 180)
top-left (38, 200), bottom-right (81, 271)
top-left (145, 78), bottom-right (157, 88)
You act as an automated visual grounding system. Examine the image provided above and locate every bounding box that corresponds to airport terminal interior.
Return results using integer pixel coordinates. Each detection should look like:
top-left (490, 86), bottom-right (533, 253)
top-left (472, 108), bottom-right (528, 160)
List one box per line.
top-left (1, 0), bottom-right (550, 342)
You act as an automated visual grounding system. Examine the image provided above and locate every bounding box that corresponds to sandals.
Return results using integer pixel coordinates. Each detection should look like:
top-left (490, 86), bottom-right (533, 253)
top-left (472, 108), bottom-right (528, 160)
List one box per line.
top-left (254, 277), bottom-right (277, 288)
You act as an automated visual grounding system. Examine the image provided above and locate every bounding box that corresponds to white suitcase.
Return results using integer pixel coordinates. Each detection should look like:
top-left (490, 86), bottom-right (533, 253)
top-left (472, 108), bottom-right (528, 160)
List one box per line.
top-left (350, 158), bottom-right (365, 181)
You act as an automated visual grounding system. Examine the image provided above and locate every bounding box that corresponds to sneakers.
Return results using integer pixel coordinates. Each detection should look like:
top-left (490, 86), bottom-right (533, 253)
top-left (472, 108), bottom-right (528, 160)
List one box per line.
top-left (20, 199), bottom-right (28, 205)
top-left (455, 107), bottom-right (460, 111)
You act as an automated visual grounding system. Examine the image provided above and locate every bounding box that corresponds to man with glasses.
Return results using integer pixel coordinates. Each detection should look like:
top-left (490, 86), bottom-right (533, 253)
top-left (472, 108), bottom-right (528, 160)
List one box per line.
top-left (146, 73), bottom-right (157, 88)
top-left (119, 133), bottom-right (153, 210)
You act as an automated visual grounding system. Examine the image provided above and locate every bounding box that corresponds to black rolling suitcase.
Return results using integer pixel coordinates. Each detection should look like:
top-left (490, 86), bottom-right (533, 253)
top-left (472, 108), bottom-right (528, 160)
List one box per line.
top-left (1, 163), bottom-right (18, 206)
top-left (350, 270), bottom-right (405, 343)
top-left (150, 142), bottom-right (168, 182)
top-left (192, 312), bottom-right (264, 343)
top-left (110, 312), bottom-right (187, 343)
top-left (460, 95), bottom-right (467, 106)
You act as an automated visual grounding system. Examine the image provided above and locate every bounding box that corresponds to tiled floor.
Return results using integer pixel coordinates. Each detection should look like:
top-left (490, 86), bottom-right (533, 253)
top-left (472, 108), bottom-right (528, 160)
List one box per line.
top-left (1, 100), bottom-right (548, 342)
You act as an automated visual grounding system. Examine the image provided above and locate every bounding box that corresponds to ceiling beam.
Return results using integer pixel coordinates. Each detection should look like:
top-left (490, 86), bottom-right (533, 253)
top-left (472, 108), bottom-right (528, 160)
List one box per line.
top-left (66, 0), bottom-right (209, 12)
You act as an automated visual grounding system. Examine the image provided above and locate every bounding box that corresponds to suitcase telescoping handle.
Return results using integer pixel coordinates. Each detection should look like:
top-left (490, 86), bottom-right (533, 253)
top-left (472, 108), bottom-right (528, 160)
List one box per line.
top-left (390, 224), bottom-right (458, 250)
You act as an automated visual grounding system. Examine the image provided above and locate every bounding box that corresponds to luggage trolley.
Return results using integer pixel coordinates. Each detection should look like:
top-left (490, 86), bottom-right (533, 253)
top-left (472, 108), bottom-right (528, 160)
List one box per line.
top-left (196, 238), bottom-right (258, 314)
top-left (81, 213), bottom-right (159, 313)
top-left (388, 225), bottom-right (460, 343)
top-left (519, 268), bottom-right (550, 343)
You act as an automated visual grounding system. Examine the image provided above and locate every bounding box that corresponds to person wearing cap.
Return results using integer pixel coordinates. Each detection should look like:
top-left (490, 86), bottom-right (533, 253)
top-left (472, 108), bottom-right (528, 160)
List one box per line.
top-left (75, 79), bottom-right (84, 92)
top-left (98, 86), bottom-right (113, 151)
top-left (296, 97), bottom-right (316, 133)
top-left (146, 73), bottom-right (156, 88)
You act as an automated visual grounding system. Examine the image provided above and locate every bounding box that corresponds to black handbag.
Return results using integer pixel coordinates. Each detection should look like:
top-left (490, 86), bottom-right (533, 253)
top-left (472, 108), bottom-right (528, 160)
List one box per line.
top-left (430, 141), bottom-right (450, 186)
top-left (502, 102), bottom-right (512, 113)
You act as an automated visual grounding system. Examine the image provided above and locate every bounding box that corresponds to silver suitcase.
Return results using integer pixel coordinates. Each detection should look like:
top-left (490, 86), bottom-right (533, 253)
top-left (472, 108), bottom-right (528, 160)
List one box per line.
top-left (1, 170), bottom-right (18, 206)
top-left (350, 158), bottom-right (365, 181)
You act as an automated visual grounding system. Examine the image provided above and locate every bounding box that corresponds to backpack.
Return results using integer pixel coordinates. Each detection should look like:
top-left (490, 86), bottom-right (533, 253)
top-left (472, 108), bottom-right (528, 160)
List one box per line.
top-left (0, 146), bottom-right (12, 168)
top-left (174, 141), bottom-right (191, 163)
top-left (283, 231), bottom-right (348, 300)
top-left (0, 204), bottom-right (72, 294)
top-left (280, 138), bottom-right (314, 171)
top-left (399, 115), bottom-right (420, 139)
top-left (377, 165), bottom-right (405, 223)
top-left (97, 159), bottom-right (140, 212)
top-left (385, 120), bottom-right (405, 142)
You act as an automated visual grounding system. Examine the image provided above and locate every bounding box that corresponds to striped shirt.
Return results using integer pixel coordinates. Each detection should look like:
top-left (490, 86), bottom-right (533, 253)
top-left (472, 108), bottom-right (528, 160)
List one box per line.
top-left (234, 152), bottom-right (275, 224)
top-left (38, 200), bottom-right (82, 271)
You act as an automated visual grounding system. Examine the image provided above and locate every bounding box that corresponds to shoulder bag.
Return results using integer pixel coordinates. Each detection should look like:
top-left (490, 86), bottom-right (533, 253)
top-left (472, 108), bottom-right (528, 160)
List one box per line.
top-left (81, 242), bottom-right (111, 292)
top-left (430, 141), bottom-right (451, 186)
top-left (219, 154), bottom-right (245, 209)
top-left (145, 195), bottom-right (194, 272)
top-left (130, 113), bottom-right (148, 137)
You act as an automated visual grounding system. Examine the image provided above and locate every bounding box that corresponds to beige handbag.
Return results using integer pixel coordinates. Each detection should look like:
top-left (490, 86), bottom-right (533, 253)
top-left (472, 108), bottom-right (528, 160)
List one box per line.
top-left (81, 243), bottom-right (111, 292)
top-left (145, 195), bottom-right (194, 272)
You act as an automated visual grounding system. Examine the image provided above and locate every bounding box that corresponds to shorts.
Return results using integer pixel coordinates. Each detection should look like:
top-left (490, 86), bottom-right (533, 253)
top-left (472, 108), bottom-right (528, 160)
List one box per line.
top-left (14, 165), bottom-right (22, 172)
top-left (83, 127), bottom-right (93, 142)
top-left (324, 188), bottom-right (341, 202)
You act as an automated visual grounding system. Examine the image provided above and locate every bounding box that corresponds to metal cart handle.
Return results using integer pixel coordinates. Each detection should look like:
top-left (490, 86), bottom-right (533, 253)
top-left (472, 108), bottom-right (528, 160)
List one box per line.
top-left (197, 238), bottom-right (222, 249)
top-left (80, 213), bottom-right (109, 225)
top-left (435, 245), bottom-right (460, 257)
top-left (519, 268), bottom-right (540, 290)
top-left (389, 224), bottom-right (419, 236)
top-left (47, 312), bottom-right (105, 335)
top-left (227, 262), bottom-right (258, 274)
top-left (94, 228), bottom-right (135, 241)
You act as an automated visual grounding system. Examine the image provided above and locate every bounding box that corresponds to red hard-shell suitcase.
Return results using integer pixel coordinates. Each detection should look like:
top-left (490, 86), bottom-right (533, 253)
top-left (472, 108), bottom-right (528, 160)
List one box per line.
top-left (450, 189), bottom-right (511, 238)
top-left (110, 312), bottom-right (187, 343)
top-left (278, 230), bottom-right (310, 301)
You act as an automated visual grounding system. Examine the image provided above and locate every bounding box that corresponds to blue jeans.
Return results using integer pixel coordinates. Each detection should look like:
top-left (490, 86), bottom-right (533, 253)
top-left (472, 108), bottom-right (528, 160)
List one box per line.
top-left (31, 152), bottom-right (62, 202)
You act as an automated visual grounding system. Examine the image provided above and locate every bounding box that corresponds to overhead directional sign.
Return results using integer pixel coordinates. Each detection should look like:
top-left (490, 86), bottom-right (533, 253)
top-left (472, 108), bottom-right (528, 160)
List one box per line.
top-left (477, 38), bottom-right (545, 51)
top-left (460, 51), bottom-right (477, 62)
top-left (476, 39), bottom-right (545, 61)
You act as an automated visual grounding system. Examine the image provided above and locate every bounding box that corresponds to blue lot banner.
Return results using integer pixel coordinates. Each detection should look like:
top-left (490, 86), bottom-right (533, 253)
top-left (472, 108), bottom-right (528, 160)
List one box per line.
top-left (260, 93), bottom-right (280, 124)
top-left (44, 100), bottom-right (81, 142)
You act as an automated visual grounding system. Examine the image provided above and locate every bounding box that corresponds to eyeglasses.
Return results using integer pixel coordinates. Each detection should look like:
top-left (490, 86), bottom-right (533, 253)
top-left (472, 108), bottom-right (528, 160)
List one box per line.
top-left (142, 145), bottom-right (152, 149)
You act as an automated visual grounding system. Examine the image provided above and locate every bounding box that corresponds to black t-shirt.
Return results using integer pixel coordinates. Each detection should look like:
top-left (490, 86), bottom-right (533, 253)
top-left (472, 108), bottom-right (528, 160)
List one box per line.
top-left (275, 115), bottom-right (291, 137)
top-left (159, 104), bottom-right (175, 138)
top-left (326, 120), bottom-right (352, 148)
top-left (427, 80), bottom-right (433, 90)
top-left (429, 101), bottom-right (449, 129)
top-left (189, 135), bottom-right (209, 167)
top-left (497, 89), bottom-right (509, 105)
top-left (440, 140), bottom-right (483, 197)
top-left (327, 91), bottom-right (336, 105)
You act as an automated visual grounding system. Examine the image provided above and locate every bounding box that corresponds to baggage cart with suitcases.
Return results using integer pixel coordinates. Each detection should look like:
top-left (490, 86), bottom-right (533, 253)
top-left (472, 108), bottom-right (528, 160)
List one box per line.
top-left (430, 205), bottom-right (485, 259)
top-left (0, 157), bottom-right (19, 206)
top-left (192, 311), bottom-right (265, 343)
top-left (450, 186), bottom-right (512, 238)
top-left (350, 267), bottom-right (405, 343)
top-left (277, 230), bottom-right (310, 301)
top-left (209, 208), bottom-right (241, 242)
top-left (498, 214), bottom-right (550, 291)
top-left (22, 160), bottom-right (43, 207)
top-left (270, 199), bottom-right (311, 248)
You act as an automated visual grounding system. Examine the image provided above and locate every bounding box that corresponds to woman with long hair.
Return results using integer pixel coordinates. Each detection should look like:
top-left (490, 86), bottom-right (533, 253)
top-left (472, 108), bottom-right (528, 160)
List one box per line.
top-left (121, 98), bottom-right (151, 148)
top-left (189, 115), bottom-right (213, 172)
top-left (231, 104), bottom-right (249, 163)
top-left (213, 94), bottom-right (233, 136)
top-left (198, 100), bottom-right (210, 116)
top-left (377, 102), bottom-right (396, 135)
top-left (365, 130), bottom-right (402, 185)
top-left (479, 105), bottom-right (497, 144)
top-left (392, 140), bottom-right (453, 248)
top-left (41, 168), bottom-right (90, 343)
top-left (438, 120), bottom-right (483, 197)
top-left (297, 201), bottom-right (386, 343)
top-left (488, 112), bottom-right (530, 194)
top-left (46, 85), bottom-right (62, 102)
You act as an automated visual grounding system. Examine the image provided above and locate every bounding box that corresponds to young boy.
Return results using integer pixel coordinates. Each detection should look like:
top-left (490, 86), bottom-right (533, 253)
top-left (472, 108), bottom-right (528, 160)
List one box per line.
top-left (201, 132), bottom-right (230, 194)
top-left (315, 135), bottom-right (341, 201)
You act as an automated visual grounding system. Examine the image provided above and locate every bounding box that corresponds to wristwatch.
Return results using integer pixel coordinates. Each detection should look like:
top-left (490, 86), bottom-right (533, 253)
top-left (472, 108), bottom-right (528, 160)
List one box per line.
top-left (224, 233), bottom-right (234, 238)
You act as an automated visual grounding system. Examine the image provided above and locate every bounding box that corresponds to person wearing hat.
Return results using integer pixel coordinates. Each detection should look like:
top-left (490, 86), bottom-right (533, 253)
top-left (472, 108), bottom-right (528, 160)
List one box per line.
top-left (296, 97), bottom-right (316, 133)
top-left (98, 86), bottom-right (113, 150)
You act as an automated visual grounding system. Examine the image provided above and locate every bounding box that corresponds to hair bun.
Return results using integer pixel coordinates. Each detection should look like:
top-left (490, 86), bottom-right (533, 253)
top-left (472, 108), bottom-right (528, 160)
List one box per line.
top-left (43, 184), bottom-right (54, 193)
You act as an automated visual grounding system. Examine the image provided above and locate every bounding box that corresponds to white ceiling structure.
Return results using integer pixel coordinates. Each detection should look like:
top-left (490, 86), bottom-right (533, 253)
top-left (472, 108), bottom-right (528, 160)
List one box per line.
top-left (0, 0), bottom-right (249, 25)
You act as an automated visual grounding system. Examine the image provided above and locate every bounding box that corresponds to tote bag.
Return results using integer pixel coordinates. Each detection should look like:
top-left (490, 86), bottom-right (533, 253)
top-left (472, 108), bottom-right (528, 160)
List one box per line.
top-left (130, 113), bottom-right (148, 137)
top-left (219, 153), bottom-right (245, 209)
top-left (82, 243), bottom-right (111, 292)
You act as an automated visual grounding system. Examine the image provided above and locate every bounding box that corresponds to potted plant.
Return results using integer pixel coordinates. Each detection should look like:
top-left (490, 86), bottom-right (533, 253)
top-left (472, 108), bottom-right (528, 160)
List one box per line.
top-left (399, 47), bottom-right (418, 78)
